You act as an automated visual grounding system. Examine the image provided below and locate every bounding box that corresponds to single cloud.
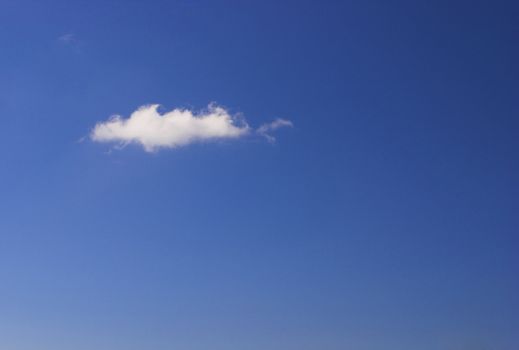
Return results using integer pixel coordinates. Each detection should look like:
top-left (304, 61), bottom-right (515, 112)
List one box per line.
top-left (257, 118), bottom-right (294, 143)
top-left (90, 104), bottom-right (250, 152)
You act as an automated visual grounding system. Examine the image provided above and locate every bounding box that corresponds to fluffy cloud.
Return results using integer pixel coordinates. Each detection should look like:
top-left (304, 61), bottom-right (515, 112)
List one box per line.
top-left (257, 118), bottom-right (294, 143)
top-left (91, 104), bottom-right (250, 152)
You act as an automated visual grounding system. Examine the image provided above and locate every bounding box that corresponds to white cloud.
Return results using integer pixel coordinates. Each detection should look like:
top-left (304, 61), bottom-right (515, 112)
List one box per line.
top-left (257, 118), bottom-right (294, 143)
top-left (90, 104), bottom-right (250, 152)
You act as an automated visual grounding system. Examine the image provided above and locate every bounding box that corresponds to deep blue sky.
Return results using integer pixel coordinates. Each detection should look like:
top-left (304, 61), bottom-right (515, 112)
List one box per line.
top-left (1, 1), bottom-right (518, 349)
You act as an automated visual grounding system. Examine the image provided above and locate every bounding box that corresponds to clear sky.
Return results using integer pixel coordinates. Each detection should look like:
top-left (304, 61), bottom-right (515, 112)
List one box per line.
top-left (1, 1), bottom-right (518, 349)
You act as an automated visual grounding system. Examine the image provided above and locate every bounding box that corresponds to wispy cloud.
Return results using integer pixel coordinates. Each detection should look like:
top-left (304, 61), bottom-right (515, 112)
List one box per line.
top-left (257, 118), bottom-right (294, 143)
top-left (57, 33), bottom-right (82, 52)
top-left (90, 104), bottom-right (293, 152)
top-left (58, 33), bottom-right (76, 44)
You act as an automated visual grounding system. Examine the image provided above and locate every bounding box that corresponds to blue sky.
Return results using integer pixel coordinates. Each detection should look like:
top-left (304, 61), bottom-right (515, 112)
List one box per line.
top-left (1, 0), bottom-right (518, 349)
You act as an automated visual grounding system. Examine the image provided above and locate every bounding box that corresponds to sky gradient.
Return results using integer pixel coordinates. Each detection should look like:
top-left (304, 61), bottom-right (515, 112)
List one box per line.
top-left (1, 1), bottom-right (518, 349)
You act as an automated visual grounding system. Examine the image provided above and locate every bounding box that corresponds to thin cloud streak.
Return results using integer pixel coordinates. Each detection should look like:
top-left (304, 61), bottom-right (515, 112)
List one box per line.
top-left (257, 118), bottom-right (294, 143)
